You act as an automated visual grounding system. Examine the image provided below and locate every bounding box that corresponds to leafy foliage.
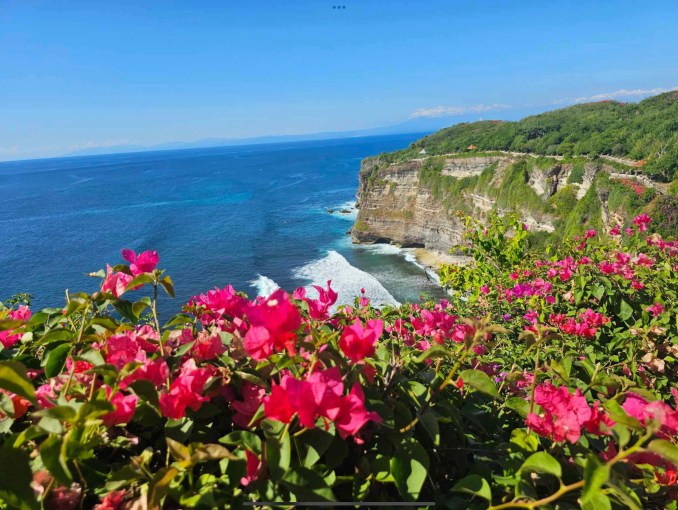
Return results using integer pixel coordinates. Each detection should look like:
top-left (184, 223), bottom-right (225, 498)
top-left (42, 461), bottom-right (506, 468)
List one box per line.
top-left (0, 216), bottom-right (677, 509)
top-left (384, 91), bottom-right (678, 181)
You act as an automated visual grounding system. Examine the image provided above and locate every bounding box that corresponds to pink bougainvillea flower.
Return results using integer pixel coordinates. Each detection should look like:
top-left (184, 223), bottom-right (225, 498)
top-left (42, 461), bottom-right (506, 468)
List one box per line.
top-left (102, 389), bottom-right (138, 427)
top-left (262, 381), bottom-right (296, 423)
top-left (0, 390), bottom-right (31, 419)
top-left (263, 368), bottom-right (380, 440)
top-left (646, 303), bottom-right (665, 317)
top-left (584, 401), bottom-right (615, 436)
top-left (610, 225), bottom-right (621, 236)
top-left (159, 359), bottom-right (211, 419)
top-left (0, 305), bottom-right (31, 348)
top-left (526, 383), bottom-right (592, 443)
top-left (101, 264), bottom-right (134, 298)
top-left (243, 289), bottom-right (302, 360)
top-left (339, 318), bottom-right (383, 363)
top-left (335, 384), bottom-right (382, 442)
top-left (192, 330), bottom-right (226, 361)
top-left (189, 285), bottom-right (248, 325)
top-left (121, 249), bottom-right (159, 275)
top-left (93, 490), bottom-right (126, 510)
top-left (121, 357), bottom-right (169, 389)
top-left (623, 392), bottom-right (678, 438)
top-left (633, 213), bottom-right (651, 232)
top-left (295, 280), bottom-right (339, 320)
top-left (231, 382), bottom-right (266, 428)
top-left (240, 450), bottom-right (265, 487)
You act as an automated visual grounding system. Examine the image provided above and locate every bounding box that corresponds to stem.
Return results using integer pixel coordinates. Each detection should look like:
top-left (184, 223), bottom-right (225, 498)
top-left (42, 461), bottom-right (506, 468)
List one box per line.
top-left (489, 480), bottom-right (585, 510)
top-left (63, 302), bottom-right (92, 396)
top-left (152, 283), bottom-right (163, 345)
top-left (527, 344), bottom-right (541, 417)
top-left (400, 345), bottom-right (470, 433)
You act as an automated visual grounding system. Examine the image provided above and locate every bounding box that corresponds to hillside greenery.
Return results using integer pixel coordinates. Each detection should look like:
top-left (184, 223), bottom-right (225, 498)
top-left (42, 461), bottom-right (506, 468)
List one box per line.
top-left (379, 91), bottom-right (678, 182)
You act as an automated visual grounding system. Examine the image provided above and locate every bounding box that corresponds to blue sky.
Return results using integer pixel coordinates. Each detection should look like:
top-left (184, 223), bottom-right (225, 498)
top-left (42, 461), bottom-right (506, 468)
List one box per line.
top-left (1, 0), bottom-right (677, 160)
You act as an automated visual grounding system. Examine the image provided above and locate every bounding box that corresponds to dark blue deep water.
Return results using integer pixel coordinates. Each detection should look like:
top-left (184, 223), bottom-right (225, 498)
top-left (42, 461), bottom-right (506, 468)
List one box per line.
top-left (0, 134), bottom-right (445, 313)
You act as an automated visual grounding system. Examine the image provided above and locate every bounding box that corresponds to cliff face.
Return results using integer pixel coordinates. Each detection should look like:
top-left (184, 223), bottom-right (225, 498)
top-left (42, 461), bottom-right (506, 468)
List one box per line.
top-left (353, 158), bottom-right (464, 252)
top-left (351, 152), bottom-right (630, 253)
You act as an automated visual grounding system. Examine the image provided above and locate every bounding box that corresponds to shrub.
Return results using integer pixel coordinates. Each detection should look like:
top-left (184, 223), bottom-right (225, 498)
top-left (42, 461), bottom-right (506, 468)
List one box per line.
top-left (0, 218), bottom-right (676, 509)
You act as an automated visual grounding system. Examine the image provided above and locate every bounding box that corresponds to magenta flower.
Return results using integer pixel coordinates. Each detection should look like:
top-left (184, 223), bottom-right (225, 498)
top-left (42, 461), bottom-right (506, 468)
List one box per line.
top-left (159, 359), bottom-right (211, 419)
top-left (633, 214), bottom-right (652, 232)
top-left (244, 289), bottom-right (302, 360)
top-left (102, 389), bottom-right (138, 427)
top-left (231, 382), bottom-right (267, 428)
top-left (0, 305), bottom-right (31, 348)
top-left (339, 318), bottom-right (383, 363)
top-left (101, 265), bottom-right (134, 298)
top-left (646, 303), bottom-right (665, 317)
top-left (526, 383), bottom-right (592, 443)
top-left (121, 249), bottom-right (159, 275)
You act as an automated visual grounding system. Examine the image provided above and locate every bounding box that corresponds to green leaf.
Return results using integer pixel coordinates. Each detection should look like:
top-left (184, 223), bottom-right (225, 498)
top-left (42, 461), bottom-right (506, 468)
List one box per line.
top-left (266, 429), bottom-right (291, 480)
top-left (148, 466), bottom-right (179, 509)
top-left (451, 474), bottom-right (492, 502)
top-left (126, 273), bottom-right (153, 291)
top-left (581, 454), bottom-right (610, 504)
top-left (43, 343), bottom-right (70, 378)
top-left (190, 443), bottom-right (238, 463)
top-left (420, 410), bottom-right (440, 446)
top-left (519, 451), bottom-right (562, 479)
top-left (582, 492), bottom-right (611, 510)
top-left (0, 361), bottom-right (36, 404)
top-left (647, 439), bottom-right (678, 466)
top-left (391, 438), bottom-right (429, 501)
top-left (619, 299), bottom-right (633, 321)
top-left (219, 430), bottom-right (262, 455)
top-left (509, 428), bottom-right (539, 453)
top-left (295, 427), bottom-right (334, 468)
top-left (77, 348), bottom-right (106, 367)
top-left (414, 344), bottom-right (449, 363)
top-left (0, 447), bottom-right (39, 510)
top-left (160, 275), bottom-right (175, 298)
top-left (505, 397), bottom-right (530, 419)
top-left (458, 369), bottom-right (500, 399)
top-left (113, 300), bottom-right (139, 323)
top-left (166, 437), bottom-right (192, 465)
top-left (281, 466), bottom-right (335, 502)
top-left (40, 434), bottom-right (73, 485)
top-left (603, 399), bottom-right (642, 429)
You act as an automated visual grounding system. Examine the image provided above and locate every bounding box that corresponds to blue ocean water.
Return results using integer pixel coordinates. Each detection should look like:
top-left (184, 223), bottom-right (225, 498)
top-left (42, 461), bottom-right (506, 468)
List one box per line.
top-left (0, 134), bottom-right (445, 313)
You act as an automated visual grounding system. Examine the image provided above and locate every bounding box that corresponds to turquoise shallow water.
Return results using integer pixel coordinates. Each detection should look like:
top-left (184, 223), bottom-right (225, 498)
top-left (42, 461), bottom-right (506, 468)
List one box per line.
top-left (0, 134), bottom-right (446, 312)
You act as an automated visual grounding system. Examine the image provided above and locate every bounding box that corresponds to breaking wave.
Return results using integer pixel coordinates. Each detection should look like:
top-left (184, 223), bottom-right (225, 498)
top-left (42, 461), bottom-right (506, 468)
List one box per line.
top-left (293, 250), bottom-right (400, 310)
top-left (249, 274), bottom-right (280, 297)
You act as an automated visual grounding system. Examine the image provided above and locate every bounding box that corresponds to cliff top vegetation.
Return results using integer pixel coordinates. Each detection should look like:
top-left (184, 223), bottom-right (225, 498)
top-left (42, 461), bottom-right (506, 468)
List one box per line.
top-left (376, 91), bottom-right (678, 182)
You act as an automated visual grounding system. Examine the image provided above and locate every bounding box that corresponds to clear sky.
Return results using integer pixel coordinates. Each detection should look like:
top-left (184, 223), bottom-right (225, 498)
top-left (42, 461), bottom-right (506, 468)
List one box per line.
top-left (1, 0), bottom-right (677, 160)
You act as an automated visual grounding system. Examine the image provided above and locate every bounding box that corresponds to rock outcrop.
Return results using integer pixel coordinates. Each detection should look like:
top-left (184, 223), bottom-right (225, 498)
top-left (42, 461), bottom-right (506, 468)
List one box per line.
top-left (351, 152), bottom-right (626, 254)
top-left (353, 158), bottom-right (463, 252)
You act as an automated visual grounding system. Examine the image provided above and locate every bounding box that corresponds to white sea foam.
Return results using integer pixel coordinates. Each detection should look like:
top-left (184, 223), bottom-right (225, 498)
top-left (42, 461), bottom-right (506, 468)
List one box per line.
top-left (250, 274), bottom-right (280, 297)
top-left (293, 250), bottom-right (400, 310)
top-left (329, 200), bottom-right (358, 221)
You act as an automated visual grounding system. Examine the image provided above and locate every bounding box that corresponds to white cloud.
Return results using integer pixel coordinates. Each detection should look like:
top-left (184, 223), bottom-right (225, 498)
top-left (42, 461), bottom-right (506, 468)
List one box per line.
top-left (410, 103), bottom-right (510, 118)
top-left (554, 86), bottom-right (678, 105)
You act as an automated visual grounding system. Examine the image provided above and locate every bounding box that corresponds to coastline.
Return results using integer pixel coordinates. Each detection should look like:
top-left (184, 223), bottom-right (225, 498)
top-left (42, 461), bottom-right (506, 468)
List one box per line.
top-left (410, 247), bottom-right (470, 271)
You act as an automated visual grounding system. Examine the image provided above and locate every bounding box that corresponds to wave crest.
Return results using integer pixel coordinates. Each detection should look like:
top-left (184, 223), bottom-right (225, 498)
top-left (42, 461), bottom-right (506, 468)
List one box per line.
top-left (293, 250), bottom-right (400, 310)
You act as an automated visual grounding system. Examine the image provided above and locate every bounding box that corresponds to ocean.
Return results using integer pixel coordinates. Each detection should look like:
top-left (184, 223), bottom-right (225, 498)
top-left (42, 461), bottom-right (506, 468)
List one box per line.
top-left (0, 134), bottom-right (446, 315)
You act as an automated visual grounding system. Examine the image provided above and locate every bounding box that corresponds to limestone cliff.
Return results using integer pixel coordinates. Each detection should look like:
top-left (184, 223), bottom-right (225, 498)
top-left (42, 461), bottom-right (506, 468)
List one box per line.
top-left (351, 152), bottom-right (646, 253)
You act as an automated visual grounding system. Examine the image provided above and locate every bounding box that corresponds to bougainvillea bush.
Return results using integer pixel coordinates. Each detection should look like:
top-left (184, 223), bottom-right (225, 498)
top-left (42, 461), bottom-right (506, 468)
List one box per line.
top-left (0, 215), bottom-right (676, 509)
